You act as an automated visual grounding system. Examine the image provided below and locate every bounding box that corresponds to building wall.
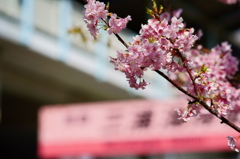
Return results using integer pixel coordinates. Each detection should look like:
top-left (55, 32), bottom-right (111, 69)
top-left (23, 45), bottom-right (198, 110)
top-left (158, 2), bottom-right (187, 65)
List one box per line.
top-left (0, 0), bottom-right (175, 158)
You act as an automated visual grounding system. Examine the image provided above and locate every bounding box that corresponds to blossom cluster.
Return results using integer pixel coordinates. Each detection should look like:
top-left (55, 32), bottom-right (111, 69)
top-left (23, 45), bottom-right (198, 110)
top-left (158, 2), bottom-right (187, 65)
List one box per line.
top-left (108, 14), bottom-right (132, 35)
top-left (110, 13), bottom-right (198, 89)
top-left (83, 0), bottom-right (131, 39)
top-left (82, 0), bottom-right (107, 39)
top-left (82, 0), bottom-right (240, 152)
top-left (172, 42), bottom-right (240, 121)
top-left (83, 0), bottom-right (240, 119)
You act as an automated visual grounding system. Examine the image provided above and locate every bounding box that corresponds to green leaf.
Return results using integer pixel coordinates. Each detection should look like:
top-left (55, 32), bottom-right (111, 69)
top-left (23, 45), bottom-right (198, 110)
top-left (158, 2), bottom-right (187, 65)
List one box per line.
top-left (159, 5), bottom-right (163, 14)
top-left (201, 64), bottom-right (208, 72)
top-left (106, 2), bottom-right (110, 10)
top-left (146, 7), bottom-right (154, 16)
top-left (152, 0), bottom-right (157, 13)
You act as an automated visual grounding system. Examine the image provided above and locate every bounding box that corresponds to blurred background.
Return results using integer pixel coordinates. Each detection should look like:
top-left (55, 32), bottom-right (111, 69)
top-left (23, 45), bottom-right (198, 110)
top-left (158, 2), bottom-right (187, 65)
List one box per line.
top-left (0, 0), bottom-right (240, 158)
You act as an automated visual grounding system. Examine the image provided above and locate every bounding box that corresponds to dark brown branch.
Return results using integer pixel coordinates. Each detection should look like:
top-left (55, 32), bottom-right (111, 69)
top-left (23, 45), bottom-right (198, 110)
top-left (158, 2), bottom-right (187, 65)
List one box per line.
top-left (114, 33), bottom-right (129, 48)
top-left (155, 70), bottom-right (196, 99)
top-left (101, 18), bottom-right (129, 48)
top-left (178, 51), bottom-right (198, 96)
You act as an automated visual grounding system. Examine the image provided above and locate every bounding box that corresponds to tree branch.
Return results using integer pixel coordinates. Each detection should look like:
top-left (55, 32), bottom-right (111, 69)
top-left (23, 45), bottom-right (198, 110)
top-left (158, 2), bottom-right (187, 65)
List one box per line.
top-left (178, 51), bottom-right (199, 96)
top-left (100, 20), bottom-right (240, 133)
top-left (82, 0), bottom-right (239, 133)
top-left (155, 70), bottom-right (240, 133)
top-left (101, 18), bottom-right (129, 48)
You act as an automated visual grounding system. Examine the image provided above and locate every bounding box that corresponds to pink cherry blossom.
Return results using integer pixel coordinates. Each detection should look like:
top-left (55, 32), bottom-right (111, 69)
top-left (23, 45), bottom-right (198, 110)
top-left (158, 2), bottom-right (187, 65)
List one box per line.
top-left (227, 136), bottom-right (239, 152)
top-left (160, 12), bottom-right (171, 21)
top-left (83, 0), bottom-right (240, 151)
top-left (173, 9), bottom-right (183, 18)
top-left (83, 0), bottom-right (108, 39)
top-left (171, 40), bottom-right (240, 121)
top-left (109, 14), bottom-right (198, 89)
top-left (174, 103), bottom-right (201, 122)
top-left (108, 14), bottom-right (132, 34)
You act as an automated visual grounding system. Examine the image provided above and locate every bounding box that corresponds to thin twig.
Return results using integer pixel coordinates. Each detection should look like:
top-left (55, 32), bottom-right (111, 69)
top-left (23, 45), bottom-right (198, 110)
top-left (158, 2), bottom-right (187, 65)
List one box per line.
top-left (101, 18), bottom-right (129, 48)
top-left (113, 33), bottom-right (129, 48)
top-left (178, 51), bottom-right (198, 96)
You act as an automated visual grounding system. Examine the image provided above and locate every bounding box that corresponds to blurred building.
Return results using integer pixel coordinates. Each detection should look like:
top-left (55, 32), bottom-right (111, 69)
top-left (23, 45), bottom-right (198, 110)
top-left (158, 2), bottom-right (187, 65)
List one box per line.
top-left (0, 0), bottom-right (174, 158)
top-left (0, 0), bottom-right (240, 159)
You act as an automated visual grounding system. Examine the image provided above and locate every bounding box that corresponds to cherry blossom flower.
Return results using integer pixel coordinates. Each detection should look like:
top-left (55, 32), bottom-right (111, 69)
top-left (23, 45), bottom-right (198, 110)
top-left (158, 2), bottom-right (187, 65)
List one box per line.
top-left (169, 40), bottom-right (240, 118)
top-left (174, 104), bottom-right (201, 122)
top-left (83, 0), bottom-right (108, 39)
top-left (173, 9), bottom-right (183, 18)
top-left (108, 14), bottom-right (132, 34)
top-left (160, 12), bottom-right (171, 21)
top-left (83, 0), bottom-right (131, 39)
top-left (227, 136), bottom-right (239, 152)
top-left (109, 14), bottom-right (198, 89)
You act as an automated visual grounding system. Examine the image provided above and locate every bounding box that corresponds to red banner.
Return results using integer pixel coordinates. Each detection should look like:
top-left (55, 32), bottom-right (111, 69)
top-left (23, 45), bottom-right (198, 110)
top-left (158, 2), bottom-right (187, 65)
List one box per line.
top-left (38, 98), bottom-right (239, 158)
